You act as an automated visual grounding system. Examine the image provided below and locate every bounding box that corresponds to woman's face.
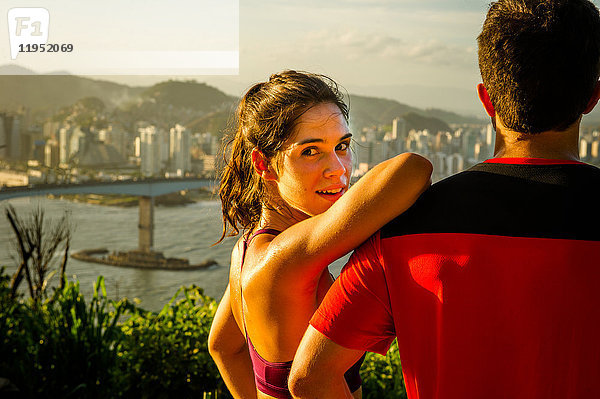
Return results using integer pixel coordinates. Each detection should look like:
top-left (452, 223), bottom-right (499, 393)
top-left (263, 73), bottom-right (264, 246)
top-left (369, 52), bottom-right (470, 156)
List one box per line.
top-left (273, 102), bottom-right (352, 217)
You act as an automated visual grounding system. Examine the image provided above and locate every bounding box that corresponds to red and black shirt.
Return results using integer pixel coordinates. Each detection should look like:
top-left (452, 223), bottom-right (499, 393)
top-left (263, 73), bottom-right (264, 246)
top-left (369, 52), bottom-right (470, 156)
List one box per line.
top-left (311, 159), bottom-right (600, 399)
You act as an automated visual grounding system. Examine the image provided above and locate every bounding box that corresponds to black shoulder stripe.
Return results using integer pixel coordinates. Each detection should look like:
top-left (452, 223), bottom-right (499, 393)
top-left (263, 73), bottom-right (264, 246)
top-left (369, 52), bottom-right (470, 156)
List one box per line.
top-left (382, 163), bottom-right (600, 241)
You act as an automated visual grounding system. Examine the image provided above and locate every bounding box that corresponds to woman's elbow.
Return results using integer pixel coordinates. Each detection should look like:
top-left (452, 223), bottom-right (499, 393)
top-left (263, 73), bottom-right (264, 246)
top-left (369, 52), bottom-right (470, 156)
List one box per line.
top-left (402, 152), bottom-right (433, 179)
top-left (389, 152), bottom-right (433, 194)
top-left (207, 326), bottom-right (221, 359)
top-left (208, 320), bottom-right (230, 361)
top-left (288, 369), bottom-right (313, 398)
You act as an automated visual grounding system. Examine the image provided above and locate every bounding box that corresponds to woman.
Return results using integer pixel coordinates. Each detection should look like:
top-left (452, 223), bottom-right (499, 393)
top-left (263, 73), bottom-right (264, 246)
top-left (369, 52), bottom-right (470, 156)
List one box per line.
top-left (208, 70), bottom-right (432, 399)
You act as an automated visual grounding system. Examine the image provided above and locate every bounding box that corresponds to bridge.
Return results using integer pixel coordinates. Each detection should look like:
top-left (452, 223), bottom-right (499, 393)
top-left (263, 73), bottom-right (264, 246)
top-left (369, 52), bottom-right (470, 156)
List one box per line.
top-left (0, 178), bottom-right (217, 252)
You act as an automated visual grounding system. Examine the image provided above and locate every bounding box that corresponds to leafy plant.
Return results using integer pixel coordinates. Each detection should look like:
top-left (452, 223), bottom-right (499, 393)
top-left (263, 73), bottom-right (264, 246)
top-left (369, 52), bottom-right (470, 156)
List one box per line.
top-left (115, 285), bottom-right (227, 398)
top-left (0, 272), bottom-right (127, 398)
top-left (1, 264), bottom-right (408, 399)
top-left (0, 268), bottom-right (228, 398)
top-left (361, 340), bottom-right (407, 399)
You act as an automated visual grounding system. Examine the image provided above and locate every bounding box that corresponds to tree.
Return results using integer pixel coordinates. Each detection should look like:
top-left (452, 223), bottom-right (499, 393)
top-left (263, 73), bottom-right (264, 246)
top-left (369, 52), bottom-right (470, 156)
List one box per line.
top-left (5, 205), bottom-right (72, 301)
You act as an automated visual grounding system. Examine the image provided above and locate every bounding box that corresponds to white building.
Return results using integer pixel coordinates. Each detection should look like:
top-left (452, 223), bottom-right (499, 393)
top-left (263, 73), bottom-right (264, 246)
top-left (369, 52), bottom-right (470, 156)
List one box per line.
top-left (432, 152), bottom-right (447, 181)
top-left (169, 124), bottom-right (191, 175)
top-left (392, 117), bottom-right (406, 141)
top-left (485, 124), bottom-right (494, 147)
top-left (59, 126), bottom-right (72, 164)
top-left (139, 125), bottom-right (161, 177)
top-left (44, 139), bottom-right (59, 167)
top-left (446, 153), bottom-right (464, 176)
top-left (580, 138), bottom-right (589, 159)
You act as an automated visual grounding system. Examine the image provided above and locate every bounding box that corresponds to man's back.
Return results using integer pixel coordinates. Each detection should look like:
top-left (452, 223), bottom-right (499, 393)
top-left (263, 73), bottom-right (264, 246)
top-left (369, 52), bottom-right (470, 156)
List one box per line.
top-left (382, 158), bottom-right (600, 398)
top-left (312, 158), bottom-right (600, 398)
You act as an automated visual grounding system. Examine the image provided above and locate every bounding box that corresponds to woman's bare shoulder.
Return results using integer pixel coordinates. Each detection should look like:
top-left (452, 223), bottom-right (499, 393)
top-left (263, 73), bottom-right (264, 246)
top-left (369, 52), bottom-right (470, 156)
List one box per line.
top-left (229, 236), bottom-right (245, 282)
top-left (238, 234), bottom-right (280, 292)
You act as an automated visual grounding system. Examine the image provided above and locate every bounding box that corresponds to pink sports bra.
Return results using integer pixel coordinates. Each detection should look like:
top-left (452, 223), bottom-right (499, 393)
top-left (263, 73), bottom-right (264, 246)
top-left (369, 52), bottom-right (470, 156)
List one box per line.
top-left (240, 228), bottom-right (364, 398)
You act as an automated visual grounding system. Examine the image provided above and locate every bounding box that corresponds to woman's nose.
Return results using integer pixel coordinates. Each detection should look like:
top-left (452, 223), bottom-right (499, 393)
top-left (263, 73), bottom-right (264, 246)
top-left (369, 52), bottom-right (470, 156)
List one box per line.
top-left (324, 153), bottom-right (347, 178)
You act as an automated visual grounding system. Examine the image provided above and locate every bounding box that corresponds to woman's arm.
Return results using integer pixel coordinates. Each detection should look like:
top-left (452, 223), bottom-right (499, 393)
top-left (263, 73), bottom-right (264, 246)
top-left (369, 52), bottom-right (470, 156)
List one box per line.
top-left (208, 284), bottom-right (257, 399)
top-left (248, 152), bottom-right (432, 293)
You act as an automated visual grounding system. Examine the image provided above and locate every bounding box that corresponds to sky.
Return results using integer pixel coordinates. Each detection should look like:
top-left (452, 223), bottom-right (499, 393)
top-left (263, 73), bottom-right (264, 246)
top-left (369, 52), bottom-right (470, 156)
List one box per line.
top-left (2, 0), bottom-right (567, 116)
top-left (225, 0), bottom-right (489, 114)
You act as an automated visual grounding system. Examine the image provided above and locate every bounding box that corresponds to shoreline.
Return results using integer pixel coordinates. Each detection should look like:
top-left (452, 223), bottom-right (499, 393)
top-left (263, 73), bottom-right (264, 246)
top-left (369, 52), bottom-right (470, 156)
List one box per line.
top-left (71, 248), bottom-right (219, 271)
top-left (48, 189), bottom-right (217, 207)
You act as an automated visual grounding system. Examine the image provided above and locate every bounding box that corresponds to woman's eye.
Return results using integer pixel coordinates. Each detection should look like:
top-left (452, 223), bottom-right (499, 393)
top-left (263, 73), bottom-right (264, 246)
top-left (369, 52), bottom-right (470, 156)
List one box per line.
top-left (302, 147), bottom-right (318, 156)
top-left (336, 142), bottom-right (349, 151)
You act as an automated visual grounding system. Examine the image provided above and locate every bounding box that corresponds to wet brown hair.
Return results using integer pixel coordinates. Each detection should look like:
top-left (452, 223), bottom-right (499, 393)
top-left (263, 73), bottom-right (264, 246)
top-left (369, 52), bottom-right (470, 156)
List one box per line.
top-left (478, 0), bottom-right (600, 133)
top-left (217, 70), bottom-right (348, 243)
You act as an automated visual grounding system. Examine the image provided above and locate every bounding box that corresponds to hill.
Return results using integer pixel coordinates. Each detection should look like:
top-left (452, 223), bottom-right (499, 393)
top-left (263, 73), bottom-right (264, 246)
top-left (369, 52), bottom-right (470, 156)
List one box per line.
top-left (0, 68), bottom-right (484, 135)
top-left (0, 65), bottom-right (143, 115)
top-left (141, 80), bottom-right (235, 111)
top-left (186, 109), bottom-right (234, 135)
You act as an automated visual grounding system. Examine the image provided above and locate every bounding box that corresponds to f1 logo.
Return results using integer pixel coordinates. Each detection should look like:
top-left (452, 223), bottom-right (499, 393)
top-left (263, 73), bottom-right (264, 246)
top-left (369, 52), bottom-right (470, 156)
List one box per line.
top-left (7, 8), bottom-right (50, 60)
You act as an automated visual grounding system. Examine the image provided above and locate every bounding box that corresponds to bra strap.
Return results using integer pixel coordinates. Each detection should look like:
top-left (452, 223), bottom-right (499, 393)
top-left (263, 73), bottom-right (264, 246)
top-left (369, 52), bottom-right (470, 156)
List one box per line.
top-left (240, 228), bottom-right (281, 269)
top-left (247, 228), bottom-right (282, 243)
top-left (240, 227), bottom-right (282, 330)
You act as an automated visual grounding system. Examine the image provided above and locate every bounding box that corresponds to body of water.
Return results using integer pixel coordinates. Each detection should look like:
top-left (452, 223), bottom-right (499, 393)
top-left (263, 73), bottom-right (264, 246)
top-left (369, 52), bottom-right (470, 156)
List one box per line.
top-left (0, 197), bottom-right (349, 311)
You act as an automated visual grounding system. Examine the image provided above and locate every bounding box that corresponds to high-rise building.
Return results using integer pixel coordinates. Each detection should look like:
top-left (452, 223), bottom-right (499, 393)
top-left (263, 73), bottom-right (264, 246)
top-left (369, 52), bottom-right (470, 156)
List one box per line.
top-left (134, 136), bottom-right (141, 158)
top-left (44, 139), bottom-right (59, 167)
top-left (139, 125), bottom-right (161, 177)
top-left (391, 118), bottom-right (407, 154)
top-left (169, 124), bottom-right (191, 175)
top-left (446, 153), bottom-right (464, 176)
top-left (485, 124), bottom-right (494, 147)
top-left (580, 138), bottom-right (589, 160)
top-left (0, 115), bottom-right (5, 159)
top-left (432, 152), bottom-right (446, 182)
top-left (0, 113), bottom-right (21, 160)
top-left (591, 140), bottom-right (599, 160)
top-left (59, 126), bottom-right (72, 164)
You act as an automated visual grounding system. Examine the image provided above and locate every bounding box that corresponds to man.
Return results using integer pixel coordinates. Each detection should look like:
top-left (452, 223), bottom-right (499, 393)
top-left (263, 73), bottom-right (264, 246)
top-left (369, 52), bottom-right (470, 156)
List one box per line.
top-left (289, 1), bottom-right (600, 398)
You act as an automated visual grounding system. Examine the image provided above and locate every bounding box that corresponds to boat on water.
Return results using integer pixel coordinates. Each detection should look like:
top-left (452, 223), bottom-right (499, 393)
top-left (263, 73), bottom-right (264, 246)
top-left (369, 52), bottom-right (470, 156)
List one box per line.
top-left (72, 248), bottom-right (217, 270)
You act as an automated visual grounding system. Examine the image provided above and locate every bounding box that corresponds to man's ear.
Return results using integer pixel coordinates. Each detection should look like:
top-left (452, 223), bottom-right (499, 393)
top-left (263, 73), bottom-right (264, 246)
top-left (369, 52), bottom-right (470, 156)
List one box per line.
top-left (583, 81), bottom-right (600, 115)
top-left (251, 149), bottom-right (278, 181)
top-left (477, 83), bottom-right (496, 117)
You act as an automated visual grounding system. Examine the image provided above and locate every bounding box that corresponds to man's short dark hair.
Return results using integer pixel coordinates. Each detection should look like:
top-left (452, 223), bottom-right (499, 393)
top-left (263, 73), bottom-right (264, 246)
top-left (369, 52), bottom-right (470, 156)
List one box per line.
top-left (478, 0), bottom-right (600, 133)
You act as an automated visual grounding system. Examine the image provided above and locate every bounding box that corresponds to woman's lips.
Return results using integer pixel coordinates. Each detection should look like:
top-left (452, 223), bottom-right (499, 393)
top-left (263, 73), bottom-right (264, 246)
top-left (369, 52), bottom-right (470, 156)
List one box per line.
top-left (316, 187), bottom-right (345, 202)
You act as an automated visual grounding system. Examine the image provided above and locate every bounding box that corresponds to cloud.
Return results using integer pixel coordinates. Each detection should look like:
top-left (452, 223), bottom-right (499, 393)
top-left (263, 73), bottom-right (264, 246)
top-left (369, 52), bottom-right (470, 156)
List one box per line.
top-left (301, 29), bottom-right (475, 66)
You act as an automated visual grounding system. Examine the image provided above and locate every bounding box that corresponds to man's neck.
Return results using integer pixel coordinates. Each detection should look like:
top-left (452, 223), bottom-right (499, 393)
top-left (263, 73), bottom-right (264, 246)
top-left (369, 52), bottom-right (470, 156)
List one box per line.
top-left (492, 117), bottom-right (581, 160)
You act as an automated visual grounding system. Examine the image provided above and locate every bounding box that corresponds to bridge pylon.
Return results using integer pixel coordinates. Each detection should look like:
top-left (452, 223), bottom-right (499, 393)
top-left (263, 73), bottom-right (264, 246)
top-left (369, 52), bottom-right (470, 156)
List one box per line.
top-left (138, 196), bottom-right (154, 251)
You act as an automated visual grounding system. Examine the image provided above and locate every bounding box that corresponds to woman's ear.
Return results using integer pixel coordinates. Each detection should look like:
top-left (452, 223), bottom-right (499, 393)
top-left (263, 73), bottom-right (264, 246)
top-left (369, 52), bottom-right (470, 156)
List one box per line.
top-left (251, 149), bottom-right (278, 181)
top-left (477, 83), bottom-right (496, 117)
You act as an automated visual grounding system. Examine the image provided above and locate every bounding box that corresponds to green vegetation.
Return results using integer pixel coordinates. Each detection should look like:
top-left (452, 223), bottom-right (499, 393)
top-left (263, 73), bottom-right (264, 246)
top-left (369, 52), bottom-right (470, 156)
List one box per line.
top-left (1, 267), bottom-right (408, 398)
top-left (116, 285), bottom-right (224, 397)
top-left (361, 340), bottom-right (407, 399)
top-left (0, 268), bottom-right (226, 398)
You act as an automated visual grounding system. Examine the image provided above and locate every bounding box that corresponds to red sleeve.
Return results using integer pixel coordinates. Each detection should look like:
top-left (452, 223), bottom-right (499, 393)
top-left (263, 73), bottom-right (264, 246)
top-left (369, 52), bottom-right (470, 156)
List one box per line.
top-left (310, 232), bottom-right (396, 355)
